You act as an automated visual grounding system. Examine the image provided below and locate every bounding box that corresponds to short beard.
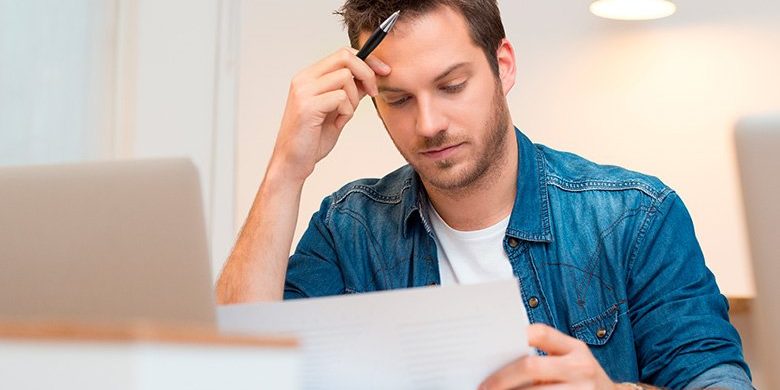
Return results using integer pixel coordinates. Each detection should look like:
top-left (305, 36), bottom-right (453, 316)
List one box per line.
top-left (419, 82), bottom-right (510, 192)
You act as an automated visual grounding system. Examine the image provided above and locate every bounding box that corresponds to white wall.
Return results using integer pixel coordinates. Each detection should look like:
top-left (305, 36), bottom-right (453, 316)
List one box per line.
top-left (504, 0), bottom-right (780, 299)
top-left (114, 0), bottom-right (238, 279)
top-left (234, 0), bottom-right (780, 299)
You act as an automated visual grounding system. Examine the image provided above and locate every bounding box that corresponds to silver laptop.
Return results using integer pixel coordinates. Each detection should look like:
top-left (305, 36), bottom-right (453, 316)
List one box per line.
top-left (735, 113), bottom-right (780, 386)
top-left (0, 158), bottom-right (216, 326)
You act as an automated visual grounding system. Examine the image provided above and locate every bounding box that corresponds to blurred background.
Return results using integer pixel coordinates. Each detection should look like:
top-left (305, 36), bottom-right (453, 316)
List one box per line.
top-left (1, 0), bottom-right (777, 387)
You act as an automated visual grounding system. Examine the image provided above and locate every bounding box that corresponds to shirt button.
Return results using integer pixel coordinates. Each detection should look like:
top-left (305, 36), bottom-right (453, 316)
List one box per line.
top-left (527, 296), bottom-right (539, 308)
top-left (596, 328), bottom-right (607, 339)
top-left (507, 237), bottom-right (519, 248)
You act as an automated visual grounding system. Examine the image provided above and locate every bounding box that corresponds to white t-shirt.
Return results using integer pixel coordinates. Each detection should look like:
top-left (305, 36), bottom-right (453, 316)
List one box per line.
top-left (427, 202), bottom-right (515, 285)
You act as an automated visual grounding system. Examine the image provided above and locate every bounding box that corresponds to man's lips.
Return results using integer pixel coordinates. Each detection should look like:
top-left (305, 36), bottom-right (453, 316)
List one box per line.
top-left (421, 143), bottom-right (464, 159)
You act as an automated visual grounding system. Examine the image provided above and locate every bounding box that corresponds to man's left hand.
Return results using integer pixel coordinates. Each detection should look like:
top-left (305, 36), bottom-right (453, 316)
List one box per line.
top-left (479, 323), bottom-right (618, 390)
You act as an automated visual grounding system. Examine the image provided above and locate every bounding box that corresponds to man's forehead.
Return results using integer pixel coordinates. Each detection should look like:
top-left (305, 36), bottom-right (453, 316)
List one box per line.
top-left (359, 8), bottom-right (481, 89)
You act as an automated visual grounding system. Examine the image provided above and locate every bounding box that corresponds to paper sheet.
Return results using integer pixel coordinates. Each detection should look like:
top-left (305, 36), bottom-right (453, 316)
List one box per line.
top-left (217, 279), bottom-right (533, 390)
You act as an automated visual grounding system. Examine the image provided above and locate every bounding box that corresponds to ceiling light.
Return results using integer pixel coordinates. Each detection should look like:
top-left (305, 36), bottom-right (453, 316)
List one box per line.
top-left (590, 0), bottom-right (677, 21)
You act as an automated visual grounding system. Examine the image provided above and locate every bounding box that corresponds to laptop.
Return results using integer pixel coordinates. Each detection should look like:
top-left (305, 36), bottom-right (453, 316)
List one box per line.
top-left (0, 158), bottom-right (216, 326)
top-left (735, 113), bottom-right (780, 386)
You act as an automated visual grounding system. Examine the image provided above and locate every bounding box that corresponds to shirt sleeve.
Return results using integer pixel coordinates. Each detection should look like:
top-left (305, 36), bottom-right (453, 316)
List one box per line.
top-left (283, 196), bottom-right (346, 299)
top-left (683, 363), bottom-right (754, 390)
top-left (626, 191), bottom-right (751, 388)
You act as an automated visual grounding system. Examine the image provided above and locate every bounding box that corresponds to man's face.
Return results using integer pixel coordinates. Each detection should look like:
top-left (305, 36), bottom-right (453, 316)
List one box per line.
top-left (360, 6), bottom-right (512, 192)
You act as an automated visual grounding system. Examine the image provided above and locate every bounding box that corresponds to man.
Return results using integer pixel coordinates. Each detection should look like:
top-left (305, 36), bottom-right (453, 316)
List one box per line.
top-left (216, 1), bottom-right (752, 388)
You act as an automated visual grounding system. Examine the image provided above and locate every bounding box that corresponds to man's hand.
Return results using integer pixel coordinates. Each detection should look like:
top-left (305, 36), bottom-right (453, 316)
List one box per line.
top-left (479, 324), bottom-right (618, 390)
top-left (216, 48), bottom-right (390, 304)
top-left (271, 47), bottom-right (391, 183)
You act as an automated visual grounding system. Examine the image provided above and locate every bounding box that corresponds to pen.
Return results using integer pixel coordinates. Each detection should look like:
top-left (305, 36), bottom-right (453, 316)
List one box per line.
top-left (356, 10), bottom-right (401, 60)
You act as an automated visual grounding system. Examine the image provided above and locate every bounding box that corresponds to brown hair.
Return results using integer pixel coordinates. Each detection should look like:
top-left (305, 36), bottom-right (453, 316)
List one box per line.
top-left (335, 0), bottom-right (506, 76)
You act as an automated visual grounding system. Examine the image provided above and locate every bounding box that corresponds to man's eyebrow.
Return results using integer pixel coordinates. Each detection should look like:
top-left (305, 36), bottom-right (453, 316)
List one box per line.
top-left (433, 62), bottom-right (469, 83)
top-left (377, 62), bottom-right (471, 94)
top-left (378, 85), bottom-right (407, 94)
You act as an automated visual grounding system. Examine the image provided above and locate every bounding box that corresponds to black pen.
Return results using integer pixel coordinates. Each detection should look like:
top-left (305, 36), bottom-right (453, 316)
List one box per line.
top-left (356, 10), bottom-right (401, 60)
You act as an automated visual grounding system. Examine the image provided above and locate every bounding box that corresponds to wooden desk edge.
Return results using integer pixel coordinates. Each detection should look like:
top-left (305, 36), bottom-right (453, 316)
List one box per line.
top-left (727, 297), bottom-right (753, 314)
top-left (0, 321), bottom-right (298, 349)
top-left (1, 297), bottom-right (753, 343)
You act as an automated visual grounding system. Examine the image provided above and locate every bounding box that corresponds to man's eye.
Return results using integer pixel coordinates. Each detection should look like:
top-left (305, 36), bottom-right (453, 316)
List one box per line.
top-left (389, 96), bottom-right (411, 107)
top-left (442, 81), bottom-right (467, 93)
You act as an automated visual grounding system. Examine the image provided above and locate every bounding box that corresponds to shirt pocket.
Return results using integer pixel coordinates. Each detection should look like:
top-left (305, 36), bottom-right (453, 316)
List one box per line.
top-left (569, 304), bottom-right (619, 346)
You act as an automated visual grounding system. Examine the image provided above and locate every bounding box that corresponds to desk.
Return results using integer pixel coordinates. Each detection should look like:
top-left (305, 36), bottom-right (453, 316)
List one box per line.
top-left (0, 321), bottom-right (300, 390)
top-left (728, 297), bottom-right (752, 314)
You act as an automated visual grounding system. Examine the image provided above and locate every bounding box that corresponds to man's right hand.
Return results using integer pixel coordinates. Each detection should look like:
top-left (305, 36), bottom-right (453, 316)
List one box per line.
top-left (270, 47), bottom-right (392, 183)
top-left (216, 48), bottom-right (391, 303)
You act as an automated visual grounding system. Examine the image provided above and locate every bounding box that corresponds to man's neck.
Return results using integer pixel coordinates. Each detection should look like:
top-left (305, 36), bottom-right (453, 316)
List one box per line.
top-left (423, 128), bottom-right (518, 231)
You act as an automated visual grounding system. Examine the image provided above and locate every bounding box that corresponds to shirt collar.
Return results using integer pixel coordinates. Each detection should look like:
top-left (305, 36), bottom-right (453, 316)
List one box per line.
top-left (507, 128), bottom-right (553, 242)
top-left (402, 169), bottom-right (434, 239)
top-left (403, 127), bottom-right (553, 243)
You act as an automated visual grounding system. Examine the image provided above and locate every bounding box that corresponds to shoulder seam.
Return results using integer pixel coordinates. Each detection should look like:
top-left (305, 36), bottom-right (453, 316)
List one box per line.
top-left (332, 179), bottom-right (413, 205)
top-left (326, 179), bottom-right (414, 223)
top-left (547, 174), bottom-right (671, 202)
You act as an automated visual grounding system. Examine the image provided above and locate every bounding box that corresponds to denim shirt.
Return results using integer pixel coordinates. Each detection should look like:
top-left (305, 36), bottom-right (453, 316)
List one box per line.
top-left (284, 128), bottom-right (751, 388)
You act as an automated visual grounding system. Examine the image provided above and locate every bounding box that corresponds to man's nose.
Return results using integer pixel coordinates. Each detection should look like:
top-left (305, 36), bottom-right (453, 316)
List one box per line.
top-left (415, 95), bottom-right (448, 138)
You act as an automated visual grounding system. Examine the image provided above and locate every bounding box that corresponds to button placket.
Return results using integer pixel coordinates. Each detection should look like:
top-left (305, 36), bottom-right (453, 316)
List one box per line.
top-left (504, 239), bottom-right (553, 328)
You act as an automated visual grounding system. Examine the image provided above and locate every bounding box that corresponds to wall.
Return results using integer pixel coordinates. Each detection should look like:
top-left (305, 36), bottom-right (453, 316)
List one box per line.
top-left (505, 0), bottom-right (780, 299)
top-left (114, 0), bottom-right (238, 279)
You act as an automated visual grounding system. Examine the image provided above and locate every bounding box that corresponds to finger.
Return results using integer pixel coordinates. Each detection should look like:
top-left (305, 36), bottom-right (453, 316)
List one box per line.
top-left (355, 51), bottom-right (391, 98)
top-left (331, 47), bottom-right (392, 76)
top-left (333, 99), bottom-right (355, 129)
top-left (311, 48), bottom-right (380, 96)
top-left (478, 355), bottom-right (567, 390)
top-left (319, 99), bottom-right (354, 145)
top-left (362, 53), bottom-right (392, 76)
top-left (523, 384), bottom-right (569, 390)
top-left (527, 324), bottom-right (585, 356)
top-left (311, 68), bottom-right (360, 109)
top-left (312, 89), bottom-right (350, 118)
top-left (334, 113), bottom-right (350, 131)
top-left (355, 52), bottom-right (391, 99)
top-left (324, 98), bottom-right (355, 133)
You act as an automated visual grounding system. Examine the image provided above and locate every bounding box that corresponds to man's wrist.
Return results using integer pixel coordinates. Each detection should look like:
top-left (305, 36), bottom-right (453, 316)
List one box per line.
top-left (264, 158), bottom-right (308, 190)
top-left (267, 145), bottom-right (315, 184)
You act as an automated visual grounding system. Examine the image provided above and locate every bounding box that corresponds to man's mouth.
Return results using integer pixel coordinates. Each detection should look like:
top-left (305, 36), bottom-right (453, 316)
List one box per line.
top-left (421, 143), bottom-right (464, 160)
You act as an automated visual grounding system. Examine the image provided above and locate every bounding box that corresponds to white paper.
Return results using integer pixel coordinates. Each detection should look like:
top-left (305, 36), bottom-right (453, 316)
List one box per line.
top-left (217, 279), bottom-right (533, 390)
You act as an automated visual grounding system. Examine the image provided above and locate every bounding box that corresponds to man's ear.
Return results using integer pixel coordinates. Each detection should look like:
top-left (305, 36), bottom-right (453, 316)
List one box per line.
top-left (496, 38), bottom-right (517, 96)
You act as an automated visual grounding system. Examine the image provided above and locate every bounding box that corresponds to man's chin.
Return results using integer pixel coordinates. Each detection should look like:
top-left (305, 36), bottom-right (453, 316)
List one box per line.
top-left (416, 165), bottom-right (475, 192)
